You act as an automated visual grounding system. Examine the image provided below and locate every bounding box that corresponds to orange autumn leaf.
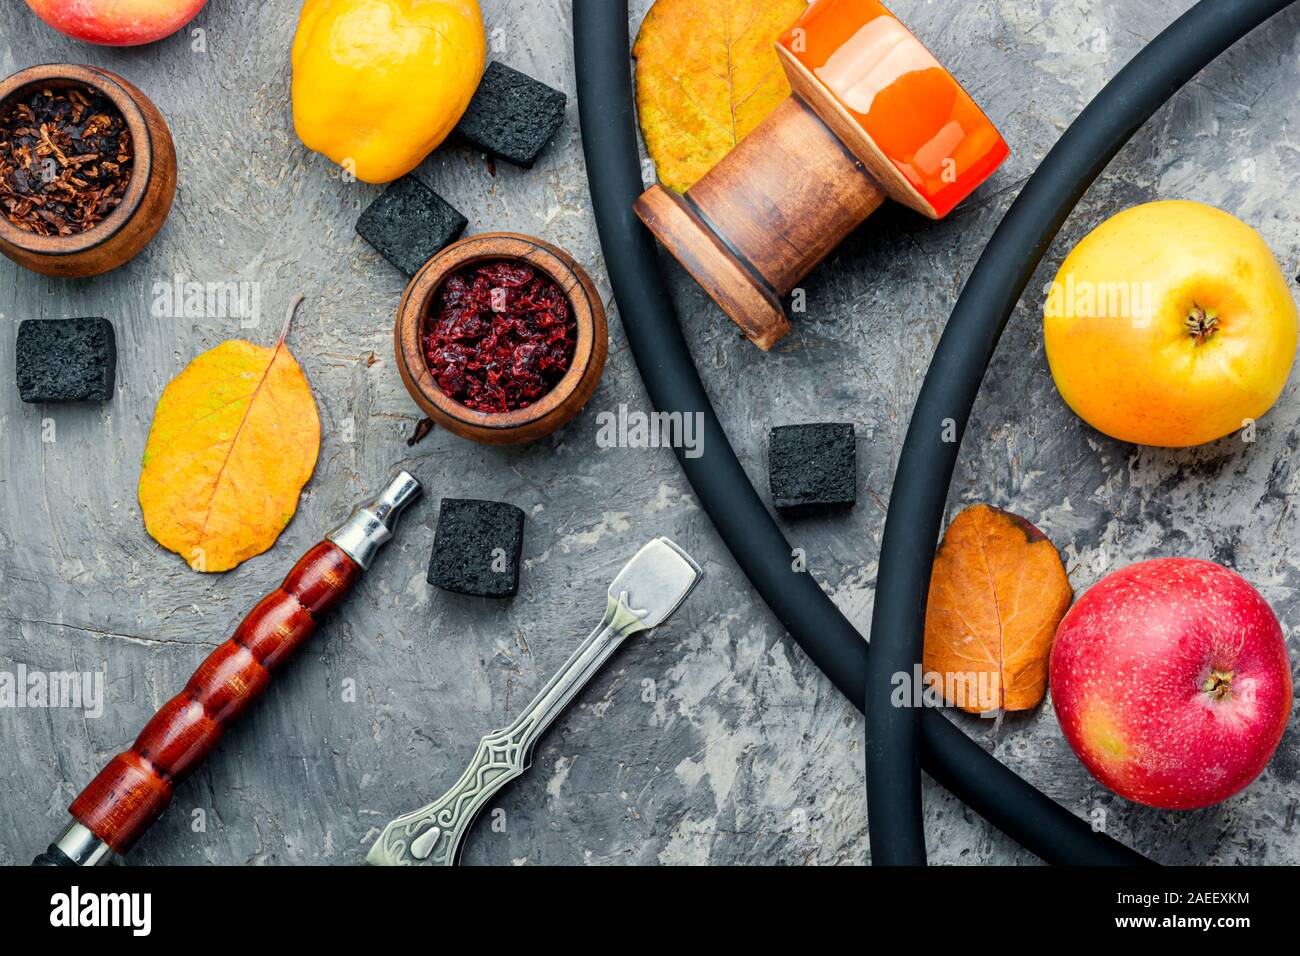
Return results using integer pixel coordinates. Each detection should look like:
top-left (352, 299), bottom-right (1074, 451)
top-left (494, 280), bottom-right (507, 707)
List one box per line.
top-left (633, 0), bottom-right (807, 193)
top-left (923, 504), bottom-right (1072, 713)
top-left (138, 298), bottom-right (320, 573)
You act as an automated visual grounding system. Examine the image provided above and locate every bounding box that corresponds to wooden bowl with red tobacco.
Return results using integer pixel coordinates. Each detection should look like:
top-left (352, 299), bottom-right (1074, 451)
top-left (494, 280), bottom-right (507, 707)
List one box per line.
top-left (0, 63), bottom-right (177, 278)
top-left (395, 232), bottom-right (609, 445)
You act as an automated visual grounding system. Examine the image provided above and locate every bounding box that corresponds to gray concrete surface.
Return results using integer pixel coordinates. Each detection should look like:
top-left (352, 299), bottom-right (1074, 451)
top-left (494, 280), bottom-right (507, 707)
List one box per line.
top-left (2, 0), bottom-right (1299, 866)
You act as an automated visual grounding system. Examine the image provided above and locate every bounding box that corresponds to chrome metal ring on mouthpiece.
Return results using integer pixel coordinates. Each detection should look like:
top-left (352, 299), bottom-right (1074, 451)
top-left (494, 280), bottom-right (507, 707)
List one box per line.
top-left (55, 821), bottom-right (113, 866)
top-left (327, 471), bottom-right (423, 570)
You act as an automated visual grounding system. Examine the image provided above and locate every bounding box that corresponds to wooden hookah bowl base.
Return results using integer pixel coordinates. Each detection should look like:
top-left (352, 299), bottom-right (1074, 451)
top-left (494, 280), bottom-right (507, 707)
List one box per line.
top-left (635, 184), bottom-right (790, 351)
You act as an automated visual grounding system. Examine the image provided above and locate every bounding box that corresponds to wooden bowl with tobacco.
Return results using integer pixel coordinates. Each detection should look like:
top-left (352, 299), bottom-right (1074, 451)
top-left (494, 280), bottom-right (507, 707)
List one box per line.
top-left (0, 63), bottom-right (176, 278)
top-left (395, 232), bottom-right (609, 445)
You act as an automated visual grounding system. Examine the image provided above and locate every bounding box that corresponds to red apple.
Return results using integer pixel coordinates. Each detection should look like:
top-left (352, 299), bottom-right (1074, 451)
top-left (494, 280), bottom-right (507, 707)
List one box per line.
top-left (1051, 558), bottom-right (1292, 810)
top-left (24, 0), bottom-right (207, 46)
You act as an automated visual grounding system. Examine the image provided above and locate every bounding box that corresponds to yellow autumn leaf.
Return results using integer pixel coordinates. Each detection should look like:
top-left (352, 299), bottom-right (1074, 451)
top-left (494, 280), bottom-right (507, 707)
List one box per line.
top-left (634, 0), bottom-right (807, 193)
top-left (923, 505), bottom-right (1073, 714)
top-left (139, 299), bottom-right (320, 573)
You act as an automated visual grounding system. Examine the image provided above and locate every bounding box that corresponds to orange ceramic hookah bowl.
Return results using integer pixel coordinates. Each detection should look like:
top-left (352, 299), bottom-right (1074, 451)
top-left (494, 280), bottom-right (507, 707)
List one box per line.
top-left (634, 0), bottom-right (1009, 350)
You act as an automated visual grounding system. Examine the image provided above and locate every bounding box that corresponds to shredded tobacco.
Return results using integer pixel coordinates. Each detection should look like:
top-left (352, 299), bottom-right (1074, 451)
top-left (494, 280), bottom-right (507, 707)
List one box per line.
top-left (0, 85), bottom-right (134, 237)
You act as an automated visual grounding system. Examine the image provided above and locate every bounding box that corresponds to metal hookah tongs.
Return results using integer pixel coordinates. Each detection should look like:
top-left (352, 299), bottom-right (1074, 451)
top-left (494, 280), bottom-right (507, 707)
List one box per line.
top-left (34, 472), bottom-right (423, 867)
top-left (367, 536), bottom-right (703, 866)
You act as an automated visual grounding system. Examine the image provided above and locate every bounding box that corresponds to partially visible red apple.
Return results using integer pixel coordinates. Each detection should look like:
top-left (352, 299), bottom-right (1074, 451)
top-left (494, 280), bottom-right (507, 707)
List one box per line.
top-left (25, 0), bottom-right (207, 46)
top-left (1051, 558), bottom-right (1292, 810)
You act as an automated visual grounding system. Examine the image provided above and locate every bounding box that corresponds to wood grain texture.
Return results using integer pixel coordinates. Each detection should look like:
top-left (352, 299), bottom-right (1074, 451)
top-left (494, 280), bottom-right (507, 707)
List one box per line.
top-left (69, 542), bottom-right (360, 852)
top-left (685, 97), bottom-right (885, 298)
top-left (634, 183), bottom-right (792, 348)
top-left (0, 65), bottom-right (176, 278)
top-left (2, 0), bottom-right (1299, 866)
top-left (635, 73), bottom-right (890, 349)
top-left (394, 232), bottom-right (608, 445)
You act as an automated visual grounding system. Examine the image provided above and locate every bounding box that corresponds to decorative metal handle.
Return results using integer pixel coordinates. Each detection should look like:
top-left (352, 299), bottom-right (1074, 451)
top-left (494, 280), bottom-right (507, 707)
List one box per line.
top-left (366, 590), bottom-right (650, 866)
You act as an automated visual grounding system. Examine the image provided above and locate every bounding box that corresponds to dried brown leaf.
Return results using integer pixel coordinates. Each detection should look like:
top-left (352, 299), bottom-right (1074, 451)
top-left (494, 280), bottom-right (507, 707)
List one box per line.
top-left (923, 504), bottom-right (1072, 713)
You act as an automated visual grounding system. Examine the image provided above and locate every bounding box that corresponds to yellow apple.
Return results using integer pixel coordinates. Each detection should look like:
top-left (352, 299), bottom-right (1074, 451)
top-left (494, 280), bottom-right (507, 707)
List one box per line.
top-left (1043, 200), bottom-right (1297, 447)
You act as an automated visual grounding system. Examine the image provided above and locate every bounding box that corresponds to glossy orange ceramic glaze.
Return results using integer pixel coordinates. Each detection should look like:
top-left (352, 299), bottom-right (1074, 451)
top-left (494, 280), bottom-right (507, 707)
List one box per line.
top-left (779, 0), bottom-right (1008, 217)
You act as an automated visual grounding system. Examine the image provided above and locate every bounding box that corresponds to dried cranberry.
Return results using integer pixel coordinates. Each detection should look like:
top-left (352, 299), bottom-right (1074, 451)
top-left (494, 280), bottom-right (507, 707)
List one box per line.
top-left (478, 261), bottom-right (535, 287)
top-left (422, 259), bottom-right (577, 414)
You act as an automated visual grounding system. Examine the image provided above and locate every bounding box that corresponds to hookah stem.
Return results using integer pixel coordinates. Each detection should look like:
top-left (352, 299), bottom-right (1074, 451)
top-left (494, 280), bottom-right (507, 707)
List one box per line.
top-left (67, 542), bottom-right (363, 855)
top-left (33, 471), bottom-right (422, 865)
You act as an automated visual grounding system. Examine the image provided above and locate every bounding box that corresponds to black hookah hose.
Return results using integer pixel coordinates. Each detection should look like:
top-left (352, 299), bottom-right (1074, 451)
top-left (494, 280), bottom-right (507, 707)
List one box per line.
top-left (865, 0), bottom-right (1296, 866)
top-left (573, 0), bottom-right (1146, 866)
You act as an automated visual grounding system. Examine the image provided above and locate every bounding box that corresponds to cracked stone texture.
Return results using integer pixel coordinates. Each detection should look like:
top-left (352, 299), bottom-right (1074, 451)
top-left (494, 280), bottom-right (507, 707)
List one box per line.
top-left (2, 0), bottom-right (1299, 866)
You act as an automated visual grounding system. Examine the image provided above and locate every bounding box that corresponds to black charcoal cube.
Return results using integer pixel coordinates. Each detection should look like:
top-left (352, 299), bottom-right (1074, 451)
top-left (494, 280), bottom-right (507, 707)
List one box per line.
top-left (455, 62), bottom-right (567, 169)
top-left (356, 176), bottom-right (468, 277)
top-left (428, 498), bottom-right (526, 598)
top-left (768, 423), bottom-right (857, 512)
top-left (16, 318), bottom-right (116, 403)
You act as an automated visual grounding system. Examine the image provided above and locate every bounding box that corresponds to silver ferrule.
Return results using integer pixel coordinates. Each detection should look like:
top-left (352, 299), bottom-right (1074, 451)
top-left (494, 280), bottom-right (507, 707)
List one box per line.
top-left (326, 471), bottom-right (423, 570)
top-left (54, 821), bottom-right (113, 867)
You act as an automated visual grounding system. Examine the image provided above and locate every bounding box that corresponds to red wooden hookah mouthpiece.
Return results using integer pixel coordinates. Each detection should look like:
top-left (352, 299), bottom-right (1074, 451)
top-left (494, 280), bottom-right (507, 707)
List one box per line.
top-left (33, 472), bottom-right (423, 866)
top-left (635, 0), bottom-right (1009, 350)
